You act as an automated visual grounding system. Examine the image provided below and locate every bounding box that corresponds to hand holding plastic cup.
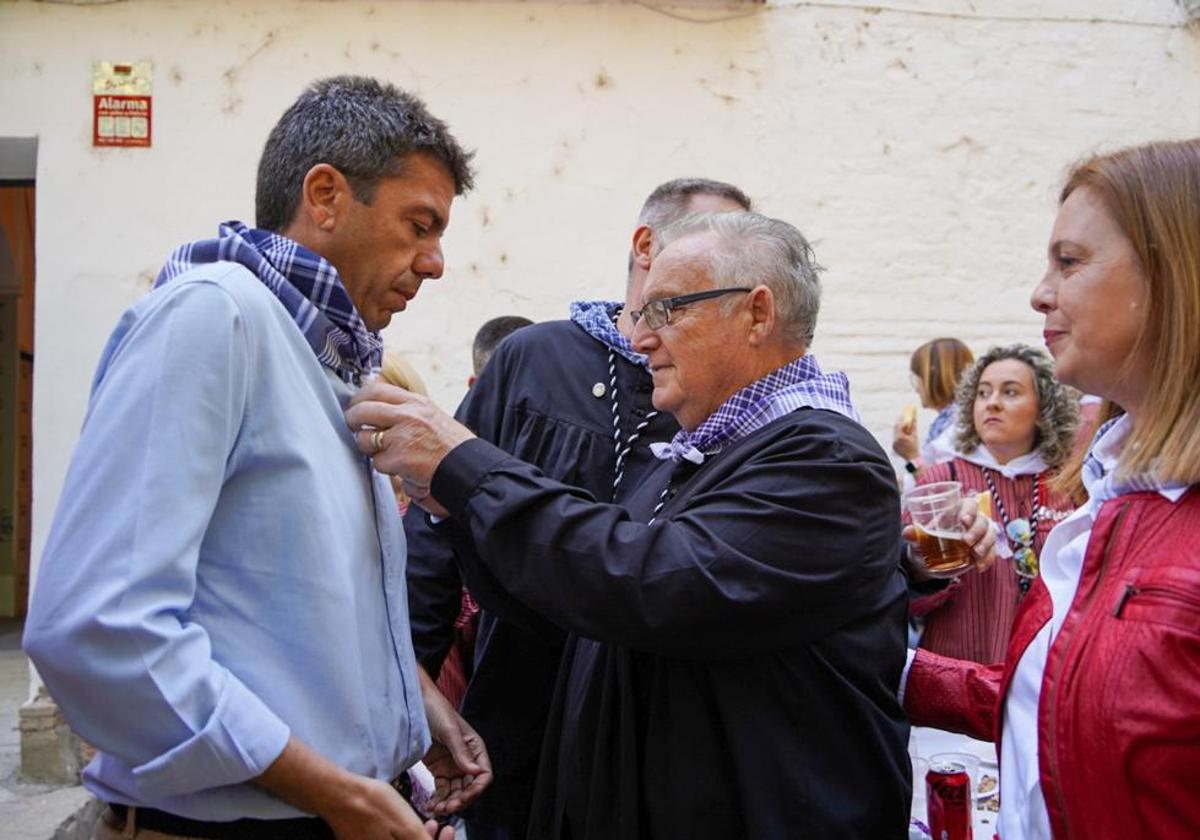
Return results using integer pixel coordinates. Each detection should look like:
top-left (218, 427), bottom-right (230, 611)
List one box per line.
top-left (904, 481), bottom-right (973, 578)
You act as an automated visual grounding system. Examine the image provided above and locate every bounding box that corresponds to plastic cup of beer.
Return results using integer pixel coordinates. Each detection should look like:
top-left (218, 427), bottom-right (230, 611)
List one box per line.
top-left (904, 481), bottom-right (973, 578)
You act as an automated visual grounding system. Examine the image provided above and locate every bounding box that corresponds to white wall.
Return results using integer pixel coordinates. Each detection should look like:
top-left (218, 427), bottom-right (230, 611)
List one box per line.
top-left (1, 0), bottom-right (1198, 581)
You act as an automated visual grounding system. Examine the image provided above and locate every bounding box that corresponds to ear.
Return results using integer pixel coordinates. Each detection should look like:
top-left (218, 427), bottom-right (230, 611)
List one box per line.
top-left (630, 225), bottom-right (654, 271)
top-left (745, 285), bottom-right (777, 347)
top-left (299, 163), bottom-right (353, 232)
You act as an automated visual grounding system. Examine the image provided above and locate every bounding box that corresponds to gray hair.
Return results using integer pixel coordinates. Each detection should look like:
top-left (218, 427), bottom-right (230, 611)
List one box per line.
top-left (637, 178), bottom-right (753, 229)
top-left (953, 343), bottom-right (1080, 467)
top-left (255, 75), bottom-right (475, 232)
top-left (652, 211), bottom-right (823, 346)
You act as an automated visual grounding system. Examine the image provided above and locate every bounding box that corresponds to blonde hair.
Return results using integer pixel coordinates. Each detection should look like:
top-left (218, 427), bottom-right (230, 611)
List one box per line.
top-left (380, 348), bottom-right (429, 396)
top-left (910, 338), bottom-right (974, 409)
top-left (1060, 139), bottom-right (1200, 484)
top-left (378, 349), bottom-right (429, 510)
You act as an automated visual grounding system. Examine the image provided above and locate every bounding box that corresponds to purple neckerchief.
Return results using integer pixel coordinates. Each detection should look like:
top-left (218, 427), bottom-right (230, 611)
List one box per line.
top-left (569, 299), bottom-right (648, 368)
top-left (650, 355), bottom-right (860, 464)
top-left (156, 221), bottom-right (382, 384)
top-left (1082, 414), bottom-right (1190, 502)
top-left (927, 405), bottom-right (955, 444)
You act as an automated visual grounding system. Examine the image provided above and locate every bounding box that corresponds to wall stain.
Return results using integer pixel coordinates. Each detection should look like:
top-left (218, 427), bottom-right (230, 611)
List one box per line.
top-left (594, 69), bottom-right (613, 90)
top-left (698, 78), bottom-right (739, 107)
top-left (222, 29), bottom-right (279, 114)
top-left (170, 66), bottom-right (184, 85)
top-left (479, 207), bottom-right (492, 228)
top-left (941, 136), bottom-right (982, 154)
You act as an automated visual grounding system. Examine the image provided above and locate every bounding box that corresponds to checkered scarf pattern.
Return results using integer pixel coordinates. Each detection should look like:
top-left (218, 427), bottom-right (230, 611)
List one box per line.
top-left (1082, 414), bottom-right (1190, 502)
top-left (569, 299), bottom-right (649, 368)
top-left (927, 404), bottom-right (955, 444)
top-left (650, 355), bottom-right (860, 464)
top-left (155, 221), bottom-right (382, 383)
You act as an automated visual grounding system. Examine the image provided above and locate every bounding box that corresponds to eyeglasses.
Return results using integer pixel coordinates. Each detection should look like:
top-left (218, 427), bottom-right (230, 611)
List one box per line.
top-left (629, 287), bottom-right (753, 330)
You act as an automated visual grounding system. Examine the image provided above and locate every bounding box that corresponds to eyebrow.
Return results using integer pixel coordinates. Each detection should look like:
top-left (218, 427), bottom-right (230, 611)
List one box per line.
top-left (640, 287), bottom-right (686, 305)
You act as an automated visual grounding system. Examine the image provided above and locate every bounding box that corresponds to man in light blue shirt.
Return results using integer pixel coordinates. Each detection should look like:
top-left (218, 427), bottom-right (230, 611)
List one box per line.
top-left (24, 76), bottom-right (488, 840)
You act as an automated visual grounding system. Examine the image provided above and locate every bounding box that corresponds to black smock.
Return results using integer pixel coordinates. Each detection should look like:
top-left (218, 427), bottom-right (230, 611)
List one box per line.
top-left (404, 319), bottom-right (679, 832)
top-left (430, 407), bottom-right (912, 839)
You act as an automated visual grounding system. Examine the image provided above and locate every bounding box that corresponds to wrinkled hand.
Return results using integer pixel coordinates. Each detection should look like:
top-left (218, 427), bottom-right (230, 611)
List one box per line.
top-left (892, 415), bottom-right (920, 462)
top-left (256, 737), bottom-right (449, 840)
top-left (418, 668), bottom-right (493, 816)
top-left (346, 382), bottom-right (474, 494)
top-left (902, 494), bottom-right (997, 581)
top-left (322, 776), bottom-right (453, 840)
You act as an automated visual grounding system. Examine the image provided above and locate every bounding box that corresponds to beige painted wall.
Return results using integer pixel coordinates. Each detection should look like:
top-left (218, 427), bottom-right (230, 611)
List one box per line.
top-left (1, 0), bottom-right (1198, 589)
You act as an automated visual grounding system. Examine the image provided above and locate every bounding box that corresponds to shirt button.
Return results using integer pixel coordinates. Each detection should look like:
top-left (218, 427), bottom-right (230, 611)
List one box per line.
top-left (634, 408), bottom-right (647, 418)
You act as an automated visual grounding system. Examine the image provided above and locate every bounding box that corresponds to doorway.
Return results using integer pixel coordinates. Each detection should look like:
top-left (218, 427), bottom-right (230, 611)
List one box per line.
top-left (0, 138), bottom-right (36, 618)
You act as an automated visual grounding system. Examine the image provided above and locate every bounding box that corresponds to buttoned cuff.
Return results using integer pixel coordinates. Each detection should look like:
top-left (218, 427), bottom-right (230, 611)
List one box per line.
top-left (431, 438), bottom-right (514, 519)
top-left (130, 672), bottom-right (291, 799)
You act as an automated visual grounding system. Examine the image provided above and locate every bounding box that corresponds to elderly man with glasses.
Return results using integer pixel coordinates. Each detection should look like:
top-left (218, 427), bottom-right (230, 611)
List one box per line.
top-left (348, 212), bottom-right (990, 837)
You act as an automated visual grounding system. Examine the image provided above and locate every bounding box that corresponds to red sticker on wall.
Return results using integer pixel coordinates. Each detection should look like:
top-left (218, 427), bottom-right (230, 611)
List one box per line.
top-left (93, 62), bottom-right (152, 148)
top-left (93, 95), bottom-right (152, 147)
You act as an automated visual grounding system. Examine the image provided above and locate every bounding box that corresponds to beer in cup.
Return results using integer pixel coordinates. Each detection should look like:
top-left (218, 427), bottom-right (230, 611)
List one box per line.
top-left (904, 481), bottom-right (972, 578)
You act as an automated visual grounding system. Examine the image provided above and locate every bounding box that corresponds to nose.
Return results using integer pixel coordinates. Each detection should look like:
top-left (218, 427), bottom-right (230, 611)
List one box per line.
top-left (631, 313), bottom-right (658, 353)
top-left (414, 242), bottom-right (445, 280)
top-left (1031, 269), bottom-right (1055, 314)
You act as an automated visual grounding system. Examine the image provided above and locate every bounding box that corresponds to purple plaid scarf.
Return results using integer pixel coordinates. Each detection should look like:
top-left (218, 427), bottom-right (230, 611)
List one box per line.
top-left (650, 355), bottom-right (860, 464)
top-left (155, 221), bottom-right (382, 383)
top-left (569, 300), bottom-right (648, 367)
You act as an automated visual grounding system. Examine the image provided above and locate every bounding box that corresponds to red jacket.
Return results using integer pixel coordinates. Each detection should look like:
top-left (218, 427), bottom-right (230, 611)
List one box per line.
top-left (906, 488), bottom-right (1200, 839)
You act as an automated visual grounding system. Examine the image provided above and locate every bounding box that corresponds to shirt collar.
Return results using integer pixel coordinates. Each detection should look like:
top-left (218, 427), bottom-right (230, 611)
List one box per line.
top-left (959, 445), bottom-right (1048, 478)
top-left (1084, 414), bottom-right (1189, 504)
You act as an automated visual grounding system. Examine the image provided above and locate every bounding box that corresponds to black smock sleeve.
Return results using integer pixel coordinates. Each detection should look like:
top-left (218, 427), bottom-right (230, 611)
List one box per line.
top-left (431, 424), bottom-right (901, 661)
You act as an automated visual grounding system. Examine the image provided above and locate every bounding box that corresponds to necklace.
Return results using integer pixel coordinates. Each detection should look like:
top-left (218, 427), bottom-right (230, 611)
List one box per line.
top-left (983, 467), bottom-right (1041, 593)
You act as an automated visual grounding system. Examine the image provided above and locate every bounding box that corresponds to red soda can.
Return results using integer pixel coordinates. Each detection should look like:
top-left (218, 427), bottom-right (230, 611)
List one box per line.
top-left (926, 759), bottom-right (972, 840)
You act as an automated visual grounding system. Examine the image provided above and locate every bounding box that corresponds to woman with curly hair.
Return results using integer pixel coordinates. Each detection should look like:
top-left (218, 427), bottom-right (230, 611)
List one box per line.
top-left (909, 344), bottom-right (1078, 664)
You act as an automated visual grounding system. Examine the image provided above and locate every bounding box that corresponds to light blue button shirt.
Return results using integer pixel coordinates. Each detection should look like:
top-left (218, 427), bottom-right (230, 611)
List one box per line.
top-left (24, 264), bottom-right (429, 821)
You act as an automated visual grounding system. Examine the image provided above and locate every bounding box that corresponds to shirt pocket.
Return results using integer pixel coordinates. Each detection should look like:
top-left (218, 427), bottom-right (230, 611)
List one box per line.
top-left (1111, 565), bottom-right (1200, 636)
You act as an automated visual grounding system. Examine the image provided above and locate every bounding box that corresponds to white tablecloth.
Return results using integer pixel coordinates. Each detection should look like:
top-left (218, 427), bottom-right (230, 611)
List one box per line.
top-left (910, 726), bottom-right (998, 839)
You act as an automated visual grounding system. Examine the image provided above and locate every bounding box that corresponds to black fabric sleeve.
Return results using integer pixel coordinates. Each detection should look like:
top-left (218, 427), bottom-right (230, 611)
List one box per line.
top-left (403, 503), bottom-right (465, 674)
top-left (432, 429), bottom-right (904, 661)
